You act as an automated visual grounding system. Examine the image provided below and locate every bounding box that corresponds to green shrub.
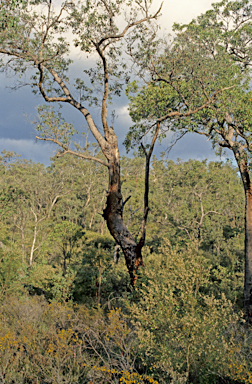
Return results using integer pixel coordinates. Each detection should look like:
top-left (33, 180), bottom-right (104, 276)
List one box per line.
top-left (0, 247), bottom-right (25, 299)
top-left (130, 241), bottom-right (250, 384)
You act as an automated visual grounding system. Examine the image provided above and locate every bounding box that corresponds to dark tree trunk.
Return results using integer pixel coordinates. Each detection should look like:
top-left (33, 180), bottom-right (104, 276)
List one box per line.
top-left (237, 159), bottom-right (252, 321)
top-left (102, 129), bottom-right (143, 284)
top-left (244, 186), bottom-right (252, 319)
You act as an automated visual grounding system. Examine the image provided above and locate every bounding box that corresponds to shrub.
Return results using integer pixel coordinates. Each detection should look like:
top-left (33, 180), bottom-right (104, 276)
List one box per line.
top-left (130, 241), bottom-right (250, 384)
top-left (0, 296), bottom-right (156, 383)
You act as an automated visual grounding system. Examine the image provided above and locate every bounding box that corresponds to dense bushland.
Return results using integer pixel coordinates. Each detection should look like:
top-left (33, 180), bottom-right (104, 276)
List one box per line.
top-left (1, 0), bottom-right (252, 380)
top-left (0, 152), bottom-right (251, 383)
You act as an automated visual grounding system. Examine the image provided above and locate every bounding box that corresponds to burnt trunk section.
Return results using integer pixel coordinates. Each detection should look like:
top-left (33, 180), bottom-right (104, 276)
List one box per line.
top-left (136, 123), bottom-right (160, 266)
top-left (238, 159), bottom-right (252, 321)
top-left (102, 129), bottom-right (140, 284)
top-left (102, 124), bottom-right (160, 284)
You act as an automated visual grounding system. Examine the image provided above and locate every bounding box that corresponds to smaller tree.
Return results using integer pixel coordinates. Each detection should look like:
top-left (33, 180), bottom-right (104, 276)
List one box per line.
top-left (48, 221), bottom-right (83, 275)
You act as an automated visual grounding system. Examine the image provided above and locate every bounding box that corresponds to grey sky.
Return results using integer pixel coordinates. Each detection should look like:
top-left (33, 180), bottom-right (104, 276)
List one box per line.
top-left (0, 0), bottom-right (224, 166)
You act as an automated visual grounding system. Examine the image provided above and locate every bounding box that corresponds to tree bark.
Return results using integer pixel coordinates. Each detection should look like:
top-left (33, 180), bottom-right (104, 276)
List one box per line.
top-left (30, 222), bottom-right (37, 266)
top-left (102, 129), bottom-right (140, 284)
top-left (244, 187), bottom-right (252, 319)
top-left (216, 119), bottom-right (252, 320)
top-left (238, 159), bottom-right (252, 321)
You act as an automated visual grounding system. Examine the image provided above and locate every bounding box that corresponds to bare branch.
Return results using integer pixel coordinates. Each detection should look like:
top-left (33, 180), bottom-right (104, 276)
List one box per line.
top-left (35, 136), bottom-right (109, 168)
top-left (166, 131), bottom-right (187, 155)
top-left (38, 63), bottom-right (70, 102)
top-left (97, 2), bottom-right (163, 46)
top-left (177, 226), bottom-right (193, 241)
top-left (204, 210), bottom-right (221, 217)
top-left (37, 64), bottom-right (108, 151)
top-left (94, 42), bottom-right (110, 138)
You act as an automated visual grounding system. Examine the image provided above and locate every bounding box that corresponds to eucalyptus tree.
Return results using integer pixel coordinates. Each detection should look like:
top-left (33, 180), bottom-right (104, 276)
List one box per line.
top-left (0, 0), bottom-right (21, 30)
top-left (177, 2), bottom-right (252, 319)
top-left (126, 0), bottom-right (252, 314)
top-left (0, 0), bottom-right (232, 283)
top-left (177, 1), bottom-right (252, 319)
top-left (0, 0), bottom-right (162, 282)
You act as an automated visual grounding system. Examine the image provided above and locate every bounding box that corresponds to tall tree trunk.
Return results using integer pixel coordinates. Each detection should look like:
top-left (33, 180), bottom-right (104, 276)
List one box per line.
top-left (244, 186), bottom-right (252, 319)
top-left (102, 124), bottom-right (160, 284)
top-left (30, 223), bottom-right (37, 266)
top-left (237, 158), bottom-right (252, 321)
top-left (102, 129), bottom-right (142, 284)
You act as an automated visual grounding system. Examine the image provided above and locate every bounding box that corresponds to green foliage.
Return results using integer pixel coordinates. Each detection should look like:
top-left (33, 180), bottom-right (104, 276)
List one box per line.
top-left (0, 0), bottom-right (23, 30)
top-left (47, 221), bottom-right (83, 273)
top-left (148, 159), bottom-right (244, 271)
top-left (0, 248), bottom-right (25, 299)
top-left (1, 0), bottom-right (252, 381)
top-left (130, 241), bottom-right (248, 384)
top-left (37, 105), bottom-right (77, 145)
top-left (49, 269), bottom-right (76, 303)
top-left (0, 151), bottom-right (246, 306)
top-left (125, 0), bottom-right (252, 167)
top-left (0, 0), bottom-right (158, 106)
top-left (73, 231), bottom-right (130, 305)
top-left (125, 20), bottom-right (243, 150)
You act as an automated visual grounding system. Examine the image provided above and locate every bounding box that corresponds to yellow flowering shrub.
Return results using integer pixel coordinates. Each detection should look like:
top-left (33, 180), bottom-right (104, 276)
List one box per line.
top-left (0, 296), bottom-right (159, 383)
top-left (88, 365), bottom-right (158, 383)
top-left (0, 296), bottom-right (91, 383)
top-left (225, 333), bottom-right (252, 384)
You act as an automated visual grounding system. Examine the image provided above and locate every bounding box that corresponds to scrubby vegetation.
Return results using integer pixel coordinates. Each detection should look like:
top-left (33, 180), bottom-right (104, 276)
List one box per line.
top-left (0, 151), bottom-right (251, 383)
top-left (1, 0), bottom-right (252, 381)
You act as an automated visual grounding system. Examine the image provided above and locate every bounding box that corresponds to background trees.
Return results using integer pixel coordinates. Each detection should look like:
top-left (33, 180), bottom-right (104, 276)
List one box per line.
top-left (0, 151), bottom-right (244, 303)
top-left (126, 0), bottom-right (252, 318)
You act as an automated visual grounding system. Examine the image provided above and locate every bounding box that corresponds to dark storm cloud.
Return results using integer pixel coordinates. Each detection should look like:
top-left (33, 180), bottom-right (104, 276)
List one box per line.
top-left (0, 68), bottom-right (222, 165)
top-left (0, 84), bottom-right (38, 140)
top-left (0, 138), bottom-right (56, 166)
top-left (160, 132), bottom-right (221, 163)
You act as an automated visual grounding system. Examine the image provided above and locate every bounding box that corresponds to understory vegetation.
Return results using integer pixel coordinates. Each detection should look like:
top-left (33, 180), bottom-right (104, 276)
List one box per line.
top-left (0, 151), bottom-right (251, 383)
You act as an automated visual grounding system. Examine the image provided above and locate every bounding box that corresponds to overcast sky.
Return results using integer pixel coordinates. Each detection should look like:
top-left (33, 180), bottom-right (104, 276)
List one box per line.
top-left (0, 0), bottom-right (227, 166)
